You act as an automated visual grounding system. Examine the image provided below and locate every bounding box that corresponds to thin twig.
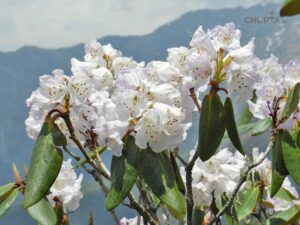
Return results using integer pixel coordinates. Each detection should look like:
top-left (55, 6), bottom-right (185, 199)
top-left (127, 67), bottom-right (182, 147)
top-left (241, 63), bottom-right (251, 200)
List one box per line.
top-left (190, 88), bottom-right (201, 113)
top-left (208, 140), bottom-right (274, 225)
top-left (62, 112), bottom-right (110, 180)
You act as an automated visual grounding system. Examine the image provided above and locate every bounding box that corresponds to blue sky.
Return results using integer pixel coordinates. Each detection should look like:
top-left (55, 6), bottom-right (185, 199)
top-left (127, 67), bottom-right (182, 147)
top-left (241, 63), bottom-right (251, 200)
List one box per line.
top-left (0, 0), bottom-right (279, 51)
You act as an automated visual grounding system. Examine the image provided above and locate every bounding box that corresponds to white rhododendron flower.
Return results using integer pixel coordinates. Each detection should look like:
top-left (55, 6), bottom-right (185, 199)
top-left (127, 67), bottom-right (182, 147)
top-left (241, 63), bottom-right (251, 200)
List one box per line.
top-left (166, 23), bottom-right (258, 101)
top-left (47, 159), bottom-right (83, 212)
top-left (181, 147), bottom-right (245, 207)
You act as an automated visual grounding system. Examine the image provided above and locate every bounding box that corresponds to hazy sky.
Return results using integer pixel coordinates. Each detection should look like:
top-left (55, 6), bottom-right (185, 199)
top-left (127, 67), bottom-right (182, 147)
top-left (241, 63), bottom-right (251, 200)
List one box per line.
top-left (0, 0), bottom-right (278, 52)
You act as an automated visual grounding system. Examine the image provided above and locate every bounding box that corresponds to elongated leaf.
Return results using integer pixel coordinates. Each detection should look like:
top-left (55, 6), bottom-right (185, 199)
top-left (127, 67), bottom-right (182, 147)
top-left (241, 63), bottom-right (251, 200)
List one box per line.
top-left (271, 171), bottom-right (285, 198)
top-left (75, 146), bottom-right (107, 168)
top-left (192, 207), bottom-right (205, 225)
top-left (170, 152), bottom-right (186, 194)
top-left (251, 118), bottom-right (272, 136)
top-left (141, 149), bottom-right (186, 219)
top-left (0, 183), bottom-right (15, 200)
top-left (105, 136), bottom-right (140, 210)
top-left (281, 83), bottom-right (300, 122)
top-left (276, 188), bottom-right (298, 202)
top-left (237, 186), bottom-right (259, 221)
top-left (51, 124), bottom-right (67, 146)
top-left (282, 140), bottom-right (300, 187)
top-left (280, 0), bottom-right (300, 16)
top-left (267, 204), bottom-right (300, 225)
top-left (0, 188), bottom-right (18, 217)
top-left (271, 131), bottom-right (288, 197)
top-left (23, 119), bottom-right (63, 208)
top-left (27, 198), bottom-right (57, 225)
top-left (224, 97), bottom-right (244, 155)
top-left (198, 94), bottom-right (226, 161)
top-left (274, 131), bottom-right (289, 176)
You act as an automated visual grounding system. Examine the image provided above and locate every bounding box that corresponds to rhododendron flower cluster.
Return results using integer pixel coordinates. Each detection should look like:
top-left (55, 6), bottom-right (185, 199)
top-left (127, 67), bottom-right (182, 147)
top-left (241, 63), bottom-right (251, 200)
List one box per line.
top-left (180, 147), bottom-right (245, 207)
top-left (248, 56), bottom-right (300, 131)
top-left (25, 22), bottom-right (264, 157)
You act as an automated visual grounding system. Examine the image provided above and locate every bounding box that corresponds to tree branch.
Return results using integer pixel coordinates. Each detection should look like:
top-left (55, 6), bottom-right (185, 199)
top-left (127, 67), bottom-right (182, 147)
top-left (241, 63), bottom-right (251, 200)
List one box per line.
top-left (208, 140), bottom-right (274, 225)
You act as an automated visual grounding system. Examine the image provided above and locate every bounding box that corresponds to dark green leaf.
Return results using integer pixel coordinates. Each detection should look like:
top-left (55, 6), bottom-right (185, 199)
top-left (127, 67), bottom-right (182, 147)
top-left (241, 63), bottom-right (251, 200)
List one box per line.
top-left (274, 131), bottom-right (289, 176)
top-left (282, 139), bottom-right (300, 187)
top-left (224, 97), bottom-right (244, 155)
top-left (250, 118), bottom-right (272, 136)
top-left (280, 0), bottom-right (300, 16)
top-left (281, 83), bottom-right (300, 122)
top-left (237, 186), bottom-right (259, 221)
top-left (170, 152), bottom-right (186, 194)
top-left (27, 198), bottom-right (57, 225)
top-left (271, 131), bottom-right (288, 197)
top-left (75, 146), bottom-right (107, 168)
top-left (105, 136), bottom-right (140, 210)
top-left (22, 119), bottom-right (63, 208)
top-left (271, 171), bottom-right (285, 198)
top-left (0, 188), bottom-right (18, 217)
top-left (267, 204), bottom-right (300, 225)
top-left (51, 124), bottom-right (67, 146)
top-left (192, 207), bottom-right (205, 225)
top-left (198, 94), bottom-right (226, 161)
top-left (141, 149), bottom-right (186, 219)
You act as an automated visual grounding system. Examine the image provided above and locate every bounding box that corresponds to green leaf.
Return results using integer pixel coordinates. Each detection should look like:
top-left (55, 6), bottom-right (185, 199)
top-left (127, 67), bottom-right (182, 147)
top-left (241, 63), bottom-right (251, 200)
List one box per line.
top-left (198, 94), bottom-right (226, 161)
top-left (280, 0), bottom-right (300, 16)
top-left (271, 131), bottom-right (288, 197)
top-left (27, 198), bottom-right (57, 225)
top-left (274, 131), bottom-right (289, 176)
top-left (22, 119), bottom-right (63, 208)
top-left (239, 104), bottom-right (253, 125)
top-left (224, 97), bottom-right (244, 155)
top-left (170, 152), bottom-right (186, 194)
top-left (0, 183), bottom-right (15, 201)
top-left (282, 139), bottom-right (300, 187)
top-left (141, 149), bottom-right (186, 219)
top-left (271, 171), bottom-right (285, 198)
top-left (192, 207), bottom-right (205, 225)
top-left (0, 188), bottom-right (18, 217)
top-left (237, 186), bottom-right (259, 221)
top-left (75, 146), bottom-right (107, 168)
top-left (250, 118), bottom-right (272, 136)
top-left (267, 204), bottom-right (300, 225)
top-left (105, 136), bottom-right (140, 210)
top-left (281, 83), bottom-right (300, 122)
top-left (276, 188), bottom-right (298, 202)
top-left (51, 123), bottom-right (67, 146)
top-left (224, 123), bottom-right (254, 138)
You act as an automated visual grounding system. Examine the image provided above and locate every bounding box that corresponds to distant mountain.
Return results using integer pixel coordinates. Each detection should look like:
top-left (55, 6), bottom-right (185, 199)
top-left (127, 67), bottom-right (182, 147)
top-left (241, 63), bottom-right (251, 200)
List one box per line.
top-left (0, 3), bottom-right (299, 224)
